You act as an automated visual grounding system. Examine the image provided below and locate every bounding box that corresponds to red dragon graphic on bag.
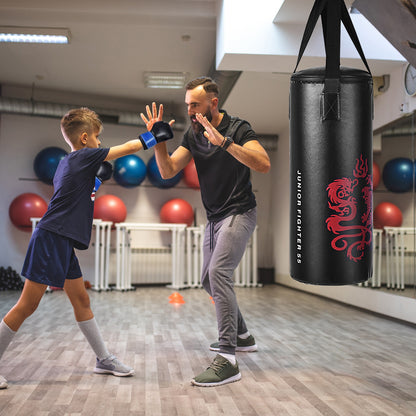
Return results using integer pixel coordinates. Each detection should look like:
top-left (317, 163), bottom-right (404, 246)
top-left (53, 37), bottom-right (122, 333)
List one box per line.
top-left (326, 155), bottom-right (372, 262)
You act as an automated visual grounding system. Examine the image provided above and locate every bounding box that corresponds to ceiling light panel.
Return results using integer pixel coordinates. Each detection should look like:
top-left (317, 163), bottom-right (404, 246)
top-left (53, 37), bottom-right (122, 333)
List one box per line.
top-left (144, 72), bottom-right (187, 89)
top-left (0, 26), bottom-right (71, 44)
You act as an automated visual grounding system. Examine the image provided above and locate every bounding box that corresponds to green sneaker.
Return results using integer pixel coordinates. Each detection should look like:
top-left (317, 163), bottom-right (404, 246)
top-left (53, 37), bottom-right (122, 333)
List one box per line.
top-left (209, 335), bottom-right (258, 352)
top-left (191, 354), bottom-right (241, 387)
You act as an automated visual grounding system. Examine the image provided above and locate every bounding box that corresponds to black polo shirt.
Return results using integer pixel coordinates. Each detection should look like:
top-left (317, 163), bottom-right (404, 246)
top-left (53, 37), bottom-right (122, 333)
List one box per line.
top-left (181, 110), bottom-right (257, 222)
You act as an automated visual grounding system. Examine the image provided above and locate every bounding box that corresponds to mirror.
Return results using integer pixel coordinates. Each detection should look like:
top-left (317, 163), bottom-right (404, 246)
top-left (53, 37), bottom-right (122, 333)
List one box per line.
top-left (366, 111), bottom-right (415, 298)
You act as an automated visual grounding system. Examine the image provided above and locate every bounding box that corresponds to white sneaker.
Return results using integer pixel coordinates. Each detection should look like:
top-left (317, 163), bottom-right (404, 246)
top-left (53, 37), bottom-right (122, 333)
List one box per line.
top-left (94, 355), bottom-right (134, 377)
top-left (0, 375), bottom-right (8, 389)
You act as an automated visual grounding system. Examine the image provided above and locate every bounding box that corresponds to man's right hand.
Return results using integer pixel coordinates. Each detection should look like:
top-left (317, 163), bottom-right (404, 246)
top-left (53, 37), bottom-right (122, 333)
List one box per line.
top-left (139, 102), bottom-right (175, 150)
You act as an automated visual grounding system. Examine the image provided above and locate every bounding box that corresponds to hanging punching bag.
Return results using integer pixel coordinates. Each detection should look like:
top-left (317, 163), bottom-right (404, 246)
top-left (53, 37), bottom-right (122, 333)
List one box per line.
top-left (290, 0), bottom-right (373, 285)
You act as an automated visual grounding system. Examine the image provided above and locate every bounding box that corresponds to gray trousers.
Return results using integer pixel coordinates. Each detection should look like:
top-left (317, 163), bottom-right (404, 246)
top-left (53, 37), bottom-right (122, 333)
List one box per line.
top-left (201, 208), bottom-right (257, 354)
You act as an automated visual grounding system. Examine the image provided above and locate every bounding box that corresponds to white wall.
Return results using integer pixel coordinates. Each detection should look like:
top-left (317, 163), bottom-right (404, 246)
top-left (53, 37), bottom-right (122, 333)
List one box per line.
top-left (0, 112), bottom-right (273, 284)
top-left (373, 64), bottom-right (416, 130)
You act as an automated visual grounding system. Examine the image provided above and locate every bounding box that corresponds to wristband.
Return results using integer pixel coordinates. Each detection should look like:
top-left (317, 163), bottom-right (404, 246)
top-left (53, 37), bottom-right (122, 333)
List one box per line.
top-left (94, 177), bottom-right (102, 192)
top-left (139, 131), bottom-right (157, 150)
top-left (222, 136), bottom-right (233, 150)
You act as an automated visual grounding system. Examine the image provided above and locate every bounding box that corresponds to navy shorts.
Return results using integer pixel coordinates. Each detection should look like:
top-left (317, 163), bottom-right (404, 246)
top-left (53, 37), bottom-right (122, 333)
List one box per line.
top-left (21, 228), bottom-right (82, 288)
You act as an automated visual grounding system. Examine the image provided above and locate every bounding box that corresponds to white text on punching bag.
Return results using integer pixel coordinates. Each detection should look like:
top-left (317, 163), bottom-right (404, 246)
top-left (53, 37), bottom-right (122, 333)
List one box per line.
top-left (296, 170), bottom-right (302, 263)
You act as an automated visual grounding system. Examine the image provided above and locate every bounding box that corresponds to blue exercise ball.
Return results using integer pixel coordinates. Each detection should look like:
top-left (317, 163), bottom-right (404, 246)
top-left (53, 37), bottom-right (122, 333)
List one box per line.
top-left (147, 155), bottom-right (183, 188)
top-left (414, 160), bottom-right (416, 189)
top-left (113, 154), bottom-right (146, 188)
top-left (34, 146), bottom-right (68, 185)
top-left (382, 157), bottom-right (413, 193)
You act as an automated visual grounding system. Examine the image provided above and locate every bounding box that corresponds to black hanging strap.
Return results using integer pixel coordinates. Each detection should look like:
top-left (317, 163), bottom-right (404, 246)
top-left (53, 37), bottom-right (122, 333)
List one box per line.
top-left (322, 0), bottom-right (341, 80)
top-left (293, 0), bottom-right (371, 121)
top-left (293, 0), bottom-right (327, 74)
top-left (321, 0), bottom-right (341, 121)
top-left (340, 4), bottom-right (371, 74)
top-left (293, 0), bottom-right (371, 76)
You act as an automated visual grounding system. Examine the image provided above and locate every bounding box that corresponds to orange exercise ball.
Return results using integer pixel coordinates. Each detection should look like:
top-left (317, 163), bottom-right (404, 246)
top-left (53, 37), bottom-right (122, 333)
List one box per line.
top-left (9, 193), bottom-right (48, 232)
top-left (94, 194), bottom-right (127, 224)
top-left (160, 198), bottom-right (194, 227)
top-left (373, 202), bottom-right (402, 229)
top-left (183, 159), bottom-right (200, 189)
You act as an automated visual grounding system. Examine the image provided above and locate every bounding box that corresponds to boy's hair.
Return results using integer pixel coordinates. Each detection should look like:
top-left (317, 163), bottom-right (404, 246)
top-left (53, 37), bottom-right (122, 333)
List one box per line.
top-left (60, 107), bottom-right (103, 145)
top-left (185, 77), bottom-right (219, 97)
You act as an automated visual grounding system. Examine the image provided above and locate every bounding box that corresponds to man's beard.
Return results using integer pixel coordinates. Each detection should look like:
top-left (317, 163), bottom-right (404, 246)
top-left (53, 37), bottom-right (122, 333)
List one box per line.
top-left (190, 109), bottom-right (212, 134)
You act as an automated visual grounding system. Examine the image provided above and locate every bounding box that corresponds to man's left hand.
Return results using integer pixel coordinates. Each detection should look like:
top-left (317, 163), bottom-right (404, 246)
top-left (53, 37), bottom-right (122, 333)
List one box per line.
top-left (195, 113), bottom-right (225, 147)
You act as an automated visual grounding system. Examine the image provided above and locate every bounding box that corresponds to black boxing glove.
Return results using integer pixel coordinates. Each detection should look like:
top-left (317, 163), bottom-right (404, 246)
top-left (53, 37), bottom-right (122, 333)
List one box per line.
top-left (139, 121), bottom-right (173, 150)
top-left (96, 161), bottom-right (113, 181)
top-left (94, 161), bottom-right (113, 192)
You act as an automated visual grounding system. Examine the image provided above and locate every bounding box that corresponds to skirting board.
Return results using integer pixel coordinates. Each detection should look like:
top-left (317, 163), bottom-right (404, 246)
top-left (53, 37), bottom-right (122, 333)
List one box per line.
top-left (276, 274), bottom-right (416, 325)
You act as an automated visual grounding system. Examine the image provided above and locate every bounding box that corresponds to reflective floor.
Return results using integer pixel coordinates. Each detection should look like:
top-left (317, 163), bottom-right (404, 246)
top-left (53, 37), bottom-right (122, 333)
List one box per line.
top-left (1, 284), bottom-right (416, 416)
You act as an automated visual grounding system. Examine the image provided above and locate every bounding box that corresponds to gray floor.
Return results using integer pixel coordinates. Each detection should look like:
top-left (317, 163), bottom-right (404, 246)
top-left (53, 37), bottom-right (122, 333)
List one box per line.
top-left (0, 284), bottom-right (415, 416)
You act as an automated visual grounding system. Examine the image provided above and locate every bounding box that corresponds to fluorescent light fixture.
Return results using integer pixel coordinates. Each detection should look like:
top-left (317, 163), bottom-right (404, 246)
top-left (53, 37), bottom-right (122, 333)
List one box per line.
top-left (144, 72), bottom-right (187, 89)
top-left (0, 26), bottom-right (71, 44)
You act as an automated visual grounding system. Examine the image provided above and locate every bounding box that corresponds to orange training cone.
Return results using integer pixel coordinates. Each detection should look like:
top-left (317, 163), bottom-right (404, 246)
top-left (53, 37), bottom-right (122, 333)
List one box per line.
top-left (169, 292), bottom-right (185, 304)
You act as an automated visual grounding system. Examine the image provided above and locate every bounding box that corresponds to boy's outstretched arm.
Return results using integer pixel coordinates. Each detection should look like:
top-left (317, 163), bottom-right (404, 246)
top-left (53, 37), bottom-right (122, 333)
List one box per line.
top-left (104, 120), bottom-right (174, 161)
top-left (104, 139), bottom-right (143, 161)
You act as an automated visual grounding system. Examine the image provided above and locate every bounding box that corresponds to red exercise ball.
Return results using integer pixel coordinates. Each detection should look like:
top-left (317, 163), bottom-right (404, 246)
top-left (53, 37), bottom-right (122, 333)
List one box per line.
top-left (9, 193), bottom-right (48, 232)
top-left (94, 194), bottom-right (127, 224)
top-left (373, 161), bottom-right (380, 189)
top-left (183, 159), bottom-right (200, 189)
top-left (160, 198), bottom-right (194, 227)
top-left (373, 202), bottom-right (403, 229)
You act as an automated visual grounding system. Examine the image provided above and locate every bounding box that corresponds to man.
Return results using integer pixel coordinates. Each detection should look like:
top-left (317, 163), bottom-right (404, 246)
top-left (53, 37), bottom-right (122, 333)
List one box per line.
top-left (141, 77), bottom-right (270, 387)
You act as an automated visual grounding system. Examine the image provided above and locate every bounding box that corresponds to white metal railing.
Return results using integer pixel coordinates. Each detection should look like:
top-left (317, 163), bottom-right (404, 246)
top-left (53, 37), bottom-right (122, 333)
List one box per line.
top-left (185, 225), bottom-right (260, 288)
top-left (360, 228), bottom-right (382, 288)
top-left (115, 222), bottom-right (187, 290)
top-left (31, 218), bottom-right (260, 290)
top-left (186, 225), bottom-right (204, 288)
top-left (384, 227), bottom-right (416, 290)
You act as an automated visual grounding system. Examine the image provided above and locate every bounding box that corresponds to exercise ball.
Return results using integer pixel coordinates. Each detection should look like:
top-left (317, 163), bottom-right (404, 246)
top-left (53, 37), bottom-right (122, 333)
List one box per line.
top-left (160, 198), bottom-right (194, 227)
top-left (373, 202), bottom-right (403, 229)
top-left (113, 155), bottom-right (146, 188)
top-left (94, 194), bottom-right (127, 223)
top-left (414, 160), bottom-right (416, 189)
top-left (373, 161), bottom-right (380, 189)
top-left (34, 147), bottom-right (68, 185)
top-left (147, 155), bottom-right (183, 188)
top-left (183, 159), bottom-right (200, 189)
top-left (9, 193), bottom-right (48, 231)
top-left (382, 157), bottom-right (413, 193)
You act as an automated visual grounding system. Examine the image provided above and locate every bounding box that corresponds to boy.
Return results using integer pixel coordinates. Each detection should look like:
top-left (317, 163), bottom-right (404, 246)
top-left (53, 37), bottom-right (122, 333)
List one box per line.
top-left (0, 107), bottom-right (172, 389)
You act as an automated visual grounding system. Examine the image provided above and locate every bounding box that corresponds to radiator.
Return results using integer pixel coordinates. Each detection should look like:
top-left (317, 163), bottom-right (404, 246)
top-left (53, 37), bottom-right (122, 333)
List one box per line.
top-left (129, 247), bottom-right (172, 284)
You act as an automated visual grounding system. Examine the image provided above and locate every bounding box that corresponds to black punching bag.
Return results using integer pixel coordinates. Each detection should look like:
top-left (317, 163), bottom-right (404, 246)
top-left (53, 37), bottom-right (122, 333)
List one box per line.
top-left (289, 0), bottom-right (373, 285)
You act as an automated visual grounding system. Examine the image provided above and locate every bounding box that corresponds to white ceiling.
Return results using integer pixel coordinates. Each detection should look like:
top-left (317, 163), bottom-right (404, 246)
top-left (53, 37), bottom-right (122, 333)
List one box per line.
top-left (0, 1), bottom-right (216, 120)
top-left (0, 0), bottom-right (404, 137)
